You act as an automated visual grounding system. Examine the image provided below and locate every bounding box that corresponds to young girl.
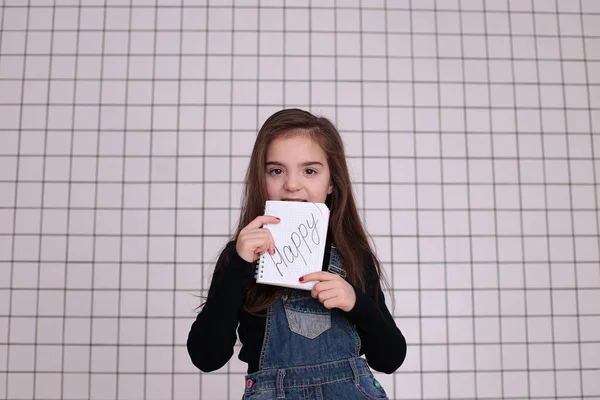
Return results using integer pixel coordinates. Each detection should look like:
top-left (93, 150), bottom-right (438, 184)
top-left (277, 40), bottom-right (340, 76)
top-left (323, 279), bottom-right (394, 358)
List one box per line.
top-left (187, 109), bottom-right (406, 399)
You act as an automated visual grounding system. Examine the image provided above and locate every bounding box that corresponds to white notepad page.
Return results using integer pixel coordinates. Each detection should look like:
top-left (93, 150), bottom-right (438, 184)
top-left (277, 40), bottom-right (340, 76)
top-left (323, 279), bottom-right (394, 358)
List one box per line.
top-left (255, 201), bottom-right (330, 290)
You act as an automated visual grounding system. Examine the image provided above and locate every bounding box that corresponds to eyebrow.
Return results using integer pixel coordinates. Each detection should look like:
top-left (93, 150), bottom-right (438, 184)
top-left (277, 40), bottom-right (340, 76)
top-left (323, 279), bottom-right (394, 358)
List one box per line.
top-left (265, 161), bottom-right (324, 167)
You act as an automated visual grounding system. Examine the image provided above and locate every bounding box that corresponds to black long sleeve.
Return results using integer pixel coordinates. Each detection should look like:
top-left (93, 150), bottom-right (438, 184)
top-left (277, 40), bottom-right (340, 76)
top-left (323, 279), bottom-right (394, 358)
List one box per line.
top-left (344, 258), bottom-right (407, 373)
top-left (186, 247), bottom-right (255, 372)
top-left (187, 242), bottom-right (407, 374)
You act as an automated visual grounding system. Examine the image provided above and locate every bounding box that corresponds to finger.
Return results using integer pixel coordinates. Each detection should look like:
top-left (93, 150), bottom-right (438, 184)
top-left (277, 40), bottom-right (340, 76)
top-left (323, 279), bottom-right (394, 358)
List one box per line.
top-left (312, 280), bottom-right (340, 294)
top-left (242, 231), bottom-right (277, 253)
top-left (313, 281), bottom-right (347, 300)
top-left (322, 298), bottom-right (341, 310)
top-left (316, 288), bottom-right (338, 303)
top-left (242, 236), bottom-right (272, 254)
top-left (311, 281), bottom-right (335, 299)
top-left (239, 229), bottom-right (273, 241)
top-left (300, 271), bottom-right (338, 283)
top-left (243, 229), bottom-right (276, 255)
top-left (266, 228), bottom-right (276, 255)
top-left (245, 215), bottom-right (281, 230)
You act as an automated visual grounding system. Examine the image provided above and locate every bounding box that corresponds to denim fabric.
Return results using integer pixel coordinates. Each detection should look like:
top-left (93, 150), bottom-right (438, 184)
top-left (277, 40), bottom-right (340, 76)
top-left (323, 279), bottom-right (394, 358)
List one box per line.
top-left (243, 358), bottom-right (388, 399)
top-left (243, 247), bottom-right (389, 400)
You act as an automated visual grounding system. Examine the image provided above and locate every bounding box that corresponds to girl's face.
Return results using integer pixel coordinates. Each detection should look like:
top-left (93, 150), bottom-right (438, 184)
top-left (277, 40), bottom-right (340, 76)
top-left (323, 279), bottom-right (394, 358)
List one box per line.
top-left (265, 133), bottom-right (333, 203)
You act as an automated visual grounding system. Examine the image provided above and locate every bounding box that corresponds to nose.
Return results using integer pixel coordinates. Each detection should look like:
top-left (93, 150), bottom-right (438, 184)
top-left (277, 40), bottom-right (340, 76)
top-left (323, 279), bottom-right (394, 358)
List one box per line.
top-left (283, 173), bottom-right (301, 191)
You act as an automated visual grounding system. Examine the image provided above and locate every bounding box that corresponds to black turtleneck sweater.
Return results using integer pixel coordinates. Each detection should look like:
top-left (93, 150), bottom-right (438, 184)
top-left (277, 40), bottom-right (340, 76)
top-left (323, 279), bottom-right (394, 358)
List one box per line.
top-left (187, 238), bottom-right (407, 374)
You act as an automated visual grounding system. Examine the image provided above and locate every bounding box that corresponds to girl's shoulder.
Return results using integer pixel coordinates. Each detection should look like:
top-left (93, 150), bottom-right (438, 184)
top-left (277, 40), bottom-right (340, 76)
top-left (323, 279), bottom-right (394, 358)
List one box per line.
top-left (218, 240), bottom-right (238, 260)
top-left (362, 253), bottom-right (379, 278)
top-left (213, 239), bottom-right (253, 275)
top-left (360, 251), bottom-right (383, 295)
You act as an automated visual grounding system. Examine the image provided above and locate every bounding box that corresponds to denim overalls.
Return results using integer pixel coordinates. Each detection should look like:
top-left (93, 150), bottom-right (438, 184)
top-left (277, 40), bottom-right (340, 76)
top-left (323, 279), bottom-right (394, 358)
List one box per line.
top-left (243, 247), bottom-right (389, 399)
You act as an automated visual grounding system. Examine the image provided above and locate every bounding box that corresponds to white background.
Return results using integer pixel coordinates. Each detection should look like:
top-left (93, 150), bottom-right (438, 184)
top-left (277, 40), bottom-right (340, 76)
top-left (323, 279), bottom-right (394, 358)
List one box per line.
top-left (0, 0), bottom-right (599, 399)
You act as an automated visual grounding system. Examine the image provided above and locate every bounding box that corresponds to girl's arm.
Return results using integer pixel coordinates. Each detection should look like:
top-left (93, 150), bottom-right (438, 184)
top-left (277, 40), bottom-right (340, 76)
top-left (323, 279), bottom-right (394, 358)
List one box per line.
top-left (344, 258), bottom-right (407, 374)
top-left (186, 243), bottom-right (255, 372)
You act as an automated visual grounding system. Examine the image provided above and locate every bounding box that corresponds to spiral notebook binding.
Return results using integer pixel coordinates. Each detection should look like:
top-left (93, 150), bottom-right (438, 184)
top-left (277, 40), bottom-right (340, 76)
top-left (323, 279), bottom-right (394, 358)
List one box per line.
top-left (254, 257), bottom-right (265, 280)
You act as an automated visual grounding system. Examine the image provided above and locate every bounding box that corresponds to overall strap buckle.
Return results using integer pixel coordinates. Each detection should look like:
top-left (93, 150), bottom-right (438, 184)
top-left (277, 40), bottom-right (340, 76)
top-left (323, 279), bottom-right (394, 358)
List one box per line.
top-left (327, 245), bottom-right (347, 279)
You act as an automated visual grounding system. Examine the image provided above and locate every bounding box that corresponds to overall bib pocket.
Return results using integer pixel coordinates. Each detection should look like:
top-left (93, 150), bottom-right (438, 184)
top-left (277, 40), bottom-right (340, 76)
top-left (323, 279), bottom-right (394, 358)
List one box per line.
top-left (284, 300), bottom-right (331, 339)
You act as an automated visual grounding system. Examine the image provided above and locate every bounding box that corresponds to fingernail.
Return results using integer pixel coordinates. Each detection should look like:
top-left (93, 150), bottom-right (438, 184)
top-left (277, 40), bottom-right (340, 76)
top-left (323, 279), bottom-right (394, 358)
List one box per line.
top-left (299, 276), bottom-right (304, 282)
top-left (275, 217), bottom-right (280, 220)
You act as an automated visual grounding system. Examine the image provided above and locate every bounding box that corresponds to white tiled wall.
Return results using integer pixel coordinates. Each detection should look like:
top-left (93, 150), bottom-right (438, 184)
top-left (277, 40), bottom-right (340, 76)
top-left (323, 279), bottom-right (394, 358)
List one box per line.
top-left (1, 1), bottom-right (599, 399)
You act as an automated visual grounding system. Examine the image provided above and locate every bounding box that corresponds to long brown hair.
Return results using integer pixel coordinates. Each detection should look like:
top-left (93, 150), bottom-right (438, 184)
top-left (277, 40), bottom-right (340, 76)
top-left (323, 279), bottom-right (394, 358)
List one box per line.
top-left (215, 109), bottom-right (383, 313)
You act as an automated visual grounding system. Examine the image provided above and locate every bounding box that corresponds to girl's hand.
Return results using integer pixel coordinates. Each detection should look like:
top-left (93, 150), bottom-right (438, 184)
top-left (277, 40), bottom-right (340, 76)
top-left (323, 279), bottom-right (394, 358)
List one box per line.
top-left (300, 272), bottom-right (356, 312)
top-left (236, 216), bottom-right (280, 263)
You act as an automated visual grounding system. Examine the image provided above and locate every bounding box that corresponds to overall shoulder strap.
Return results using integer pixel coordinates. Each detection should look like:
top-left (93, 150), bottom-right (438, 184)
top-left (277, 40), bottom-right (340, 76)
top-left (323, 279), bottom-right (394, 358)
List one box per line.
top-left (327, 245), bottom-right (347, 279)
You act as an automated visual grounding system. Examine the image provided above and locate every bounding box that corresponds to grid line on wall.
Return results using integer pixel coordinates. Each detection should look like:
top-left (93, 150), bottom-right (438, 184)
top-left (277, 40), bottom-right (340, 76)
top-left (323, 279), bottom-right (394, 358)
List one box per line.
top-left (434, 0), bottom-right (453, 397)
top-left (2, 3), bottom-right (600, 13)
top-left (227, 0), bottom-right (235, 397)
top-left (282, 0), bottom-right (286, 109)
top-left (532, 0), bottom-right (560, 396)
top-left (358, 0), bottom-right (366, 277)
top-left (88, 1), bottom-right (109, 398)
top-left (59, 2), bottom-right (81, 398)
top-left (508, 0), bottom-right (533, 397)
top-left (3, 2), bottom-right (25, 399)
top-left (33, 3), bottom-right (54, 399)
top-left (141, 2), bottom-right (158, 398)
top-left (383, 0), bottom-right (397, 396)
top-left (199, 0), bottom-right (211, 397)
top-left (458, 1), bottom-right (481, 398)
top-left (113, 0), bottom-right (133, 398)
top-left (578, 1), bottom-right (600, 339)
top-left (408, 1), bottom-right (425, 397)
top-left (554, 0), bottom-right (585, 396)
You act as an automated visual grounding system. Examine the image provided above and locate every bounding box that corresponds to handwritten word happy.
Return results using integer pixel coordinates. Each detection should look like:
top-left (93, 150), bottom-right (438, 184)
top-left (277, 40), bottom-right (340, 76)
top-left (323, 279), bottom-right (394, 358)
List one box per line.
top-left (267, 212), bottom-right (321, 277)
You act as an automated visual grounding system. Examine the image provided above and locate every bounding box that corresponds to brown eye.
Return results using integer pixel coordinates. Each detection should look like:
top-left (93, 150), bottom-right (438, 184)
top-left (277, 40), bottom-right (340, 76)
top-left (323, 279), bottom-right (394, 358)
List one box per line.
top-left (269, 168), bottom-right (283, 175)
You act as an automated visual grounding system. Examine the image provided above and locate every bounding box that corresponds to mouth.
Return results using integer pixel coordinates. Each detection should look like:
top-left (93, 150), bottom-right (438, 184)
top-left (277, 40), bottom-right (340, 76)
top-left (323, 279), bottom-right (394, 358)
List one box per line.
top-left (281, 198), bottom-right (307, 202)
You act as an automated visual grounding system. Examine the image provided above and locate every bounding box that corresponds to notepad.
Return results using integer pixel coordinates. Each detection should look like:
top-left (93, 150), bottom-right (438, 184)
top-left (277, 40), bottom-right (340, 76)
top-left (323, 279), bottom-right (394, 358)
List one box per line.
top-left (255, 201), bottom-right (330, 290)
